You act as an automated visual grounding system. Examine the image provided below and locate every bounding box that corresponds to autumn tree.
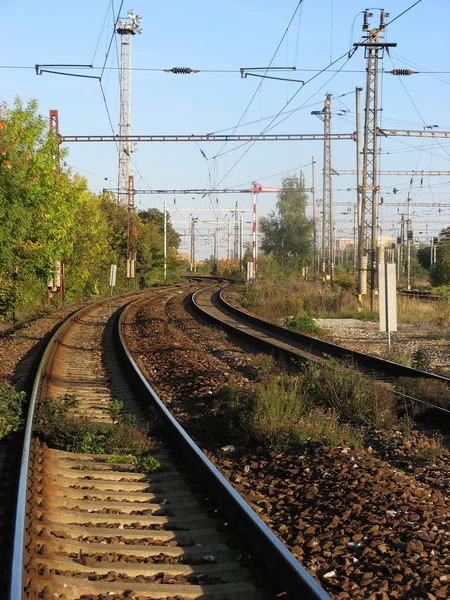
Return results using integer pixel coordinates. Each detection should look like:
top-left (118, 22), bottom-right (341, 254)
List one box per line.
top-left (259, 174), bottom-right (313, 273)
top-left (430, 227), bottom-right (450, 286)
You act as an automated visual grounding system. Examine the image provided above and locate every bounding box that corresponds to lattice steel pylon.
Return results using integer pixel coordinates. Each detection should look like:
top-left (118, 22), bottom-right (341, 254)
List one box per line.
top-left (116, 11), bottom-right (143, 204)
top-left (321, 94), bottom-right (334, 281)
top-left (354, 9), bottom-right (396, 307)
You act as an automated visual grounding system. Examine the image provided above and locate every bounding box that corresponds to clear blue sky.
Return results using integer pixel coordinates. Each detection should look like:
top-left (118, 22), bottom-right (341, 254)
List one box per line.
top-left (2, 1), bottom-right (449, 258)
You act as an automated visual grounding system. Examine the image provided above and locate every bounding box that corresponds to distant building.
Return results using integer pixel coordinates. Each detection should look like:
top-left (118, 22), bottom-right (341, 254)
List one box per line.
top-left (336, 237), bottom-right (353, 250)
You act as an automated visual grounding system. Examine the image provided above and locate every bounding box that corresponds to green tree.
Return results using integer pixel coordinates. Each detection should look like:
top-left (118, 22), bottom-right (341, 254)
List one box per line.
top-left (431, 228), bottom-right (450, 285)
top-left (136, 208), bottom-right (180, 286)
top-left (259, 175), bottom-right (313, 273)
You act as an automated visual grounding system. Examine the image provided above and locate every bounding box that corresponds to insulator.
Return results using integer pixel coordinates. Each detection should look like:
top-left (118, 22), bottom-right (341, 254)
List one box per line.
top-left (391, 69), bottom-right (414, 76)
top-left (165, 67), bottom-right (198, 74)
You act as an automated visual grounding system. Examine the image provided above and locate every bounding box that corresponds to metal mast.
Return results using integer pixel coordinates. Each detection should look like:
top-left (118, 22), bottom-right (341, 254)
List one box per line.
top-left (354, 9), bottom-right (396, 307)
top-left (322, 94), bottom-right (333, 280)
top-left (116, 11), bottom-right (143, 203)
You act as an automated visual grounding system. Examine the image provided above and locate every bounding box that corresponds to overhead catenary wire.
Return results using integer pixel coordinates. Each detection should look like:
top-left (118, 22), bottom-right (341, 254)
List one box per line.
top-left (215, 0), bottom-right (305, 159)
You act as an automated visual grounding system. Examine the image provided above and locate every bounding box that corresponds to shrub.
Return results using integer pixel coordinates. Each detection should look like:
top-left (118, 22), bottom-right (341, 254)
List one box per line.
top-left (0, 384), bottom-right (26, 438)
top-left (396, 377), bottom-right (450, 415)
top-left (284, 314), bottom-right (320, 334)
top-left (412, 347), bottom-right (432, 372)
top-left (108, 399), bottom-right (124, 423)
top-left (303, 360), bottom-right (395, 428)
top-left (215, 365), bottom-right (384, 452)
top-left (138, 454), bottom-right (163, 472)
top-left (34, 396), bottom-right (152, 456)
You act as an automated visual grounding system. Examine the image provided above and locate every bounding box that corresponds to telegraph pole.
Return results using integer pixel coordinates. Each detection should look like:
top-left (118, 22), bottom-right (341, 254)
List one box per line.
top-left (323, 94), bottom-right (333, 281)
top-left (407, 192), bottom-right (412, 290)
top-left (227, 218), bottom-right (230, 264)
top-left (126, 175), bottom-right (136, 284)
top-left (234, 202), bottom-right (239, 260)
top-left (312, 156), bottom-right (317, 280)
top-left (354, 9), bottom-right (396, 308)
top-left (240, 214), bottom-right (244, 271)
top-left (163, 201), bottom-right (167, 282)
top-left (116, 11), bottom-right (143, 203)
top-left (252, 185), bottom-right (257, 279)
top-left (313, 94), bottom-right (333, 280)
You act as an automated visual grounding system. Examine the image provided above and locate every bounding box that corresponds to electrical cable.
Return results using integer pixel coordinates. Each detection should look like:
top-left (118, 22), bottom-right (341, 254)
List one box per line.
top-left (214, 48), bottom-right (355, 187)
top-left (215, 0), bottom-right (305, 158)
top-left (386, 0), bottom-right (423, 28)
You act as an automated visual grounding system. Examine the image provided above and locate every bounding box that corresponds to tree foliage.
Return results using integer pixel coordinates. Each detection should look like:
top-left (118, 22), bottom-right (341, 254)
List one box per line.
top-left (431, 228), bottom-right (450, 286)
top-left (0, 98), bottom-right (180, 318)
top-left (259, 175), bottom-right (313, 273)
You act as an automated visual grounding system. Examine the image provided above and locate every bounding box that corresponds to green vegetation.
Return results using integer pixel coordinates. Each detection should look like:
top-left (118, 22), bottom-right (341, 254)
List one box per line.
top-left (284, 314), bottom-right (320, 334)
top-left (34, 395), bottom-right (152, 456)
top-left (412, 347), bottom-right (432, 372)
top-left (259, 174), bottom-right (313, 275)
top-left (216, 360), bottom-right (395, 451)
top-left (0, 384), bottom-right (26, 439)
top-left (396, 377), bottom-right (450, 416)
top-left (108, 399), bottom-right (124, 423)
top-left (0, 98), bottom-right (180, 322)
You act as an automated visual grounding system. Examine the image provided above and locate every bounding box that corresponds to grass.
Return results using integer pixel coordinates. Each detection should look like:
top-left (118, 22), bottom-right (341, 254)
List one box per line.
top-left (396, 377), bottom-right (450, 416)
top-left (34, 395), bottom-right (153, 457)
top-left (217, 360), bottom-right (396, 451)
top-left (238, 280), bottom-right (376, 323)
top-left (252, 354), bottom-right (275, 370)
top-left (237, 278), bottom-right (450, 331)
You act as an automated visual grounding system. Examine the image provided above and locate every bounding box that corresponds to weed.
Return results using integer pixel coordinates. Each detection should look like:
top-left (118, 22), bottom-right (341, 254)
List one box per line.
top-left (417, 445), bottom-right (442, 461)
top-left (108, 399), bottom-right (124, 423)
top-left (103, 454), bottom-right (137, 464)
top-left (216, 364), bottom-right (381, 452)
top-left (303, 360), bottom-right (395, 428)
top-left (0, 384), bottom-right (26, 439)
top-left (34, 396), bottom-right (152, 456)
top-left (210, 327), bottom-right (227, 342)
top-left (412, 347), bottom-right (432, 372)
top-left (284, 314), bottom-right (320, 334)
top-left (252, 354), bottom-right (275, 370)
top-left (138, 454), bottom-right (163, 472)
top-left (396, 377), bottom-right (450, 415)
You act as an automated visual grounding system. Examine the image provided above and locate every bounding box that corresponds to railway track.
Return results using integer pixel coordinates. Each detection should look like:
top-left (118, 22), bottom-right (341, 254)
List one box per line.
top-left (9, 282), bottom-right (328, 599)
top-left (191, 280), bottom-right (450, 396)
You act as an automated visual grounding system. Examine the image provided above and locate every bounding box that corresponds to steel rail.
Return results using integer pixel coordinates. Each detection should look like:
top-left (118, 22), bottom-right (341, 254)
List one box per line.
top-left (213, 284), bottom-right (450, 384)
top-left (8, 289), bottom-right (154, 600)
top-left (118, 298), bottom-right (330, 600)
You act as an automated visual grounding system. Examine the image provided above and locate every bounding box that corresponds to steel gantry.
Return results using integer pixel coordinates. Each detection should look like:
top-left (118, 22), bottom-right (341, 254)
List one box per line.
top-left (60, 132), bottom-right (356, 143)
top-left (354, 9), bottom-right (397, 307)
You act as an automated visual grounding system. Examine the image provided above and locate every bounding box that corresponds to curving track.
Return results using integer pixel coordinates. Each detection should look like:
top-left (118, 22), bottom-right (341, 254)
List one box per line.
top-left (10, 282), bottom-right (328, 600)
top-left (191, 280), bottom-right (450, 401)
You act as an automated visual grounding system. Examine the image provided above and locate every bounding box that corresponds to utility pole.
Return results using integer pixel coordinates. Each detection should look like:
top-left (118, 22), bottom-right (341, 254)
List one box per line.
top-left (234, 202), bottom-right (239, 260)
top-left (355, 87), bottom-right (364, 299)
top-left (116, 11), bottom-right (143, 203)
top-left (227, 218), bottom-right (230, 264)
top-left (312, 156), bottom-right (317, 280)
top-left (240, 214), bottom-right (244, 272)
top-left (354, 9), bottom-right (396, 308)
top-left (252, 184), bottom-right (257, 279)
top-left (190, 217), bottom-right (196, 272)
top-left (407, 192), bottom-right (412, 290)
top-left (49, 110), bottom-right (64, 305)
top-left (312, 94), bottom-right (333, 281)
top-left (163, 201), bottom-right (167, 282)
top-left (215, 217), bottom-right (220, 268)
top-left (126, 175), bottom-right (136, 284)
